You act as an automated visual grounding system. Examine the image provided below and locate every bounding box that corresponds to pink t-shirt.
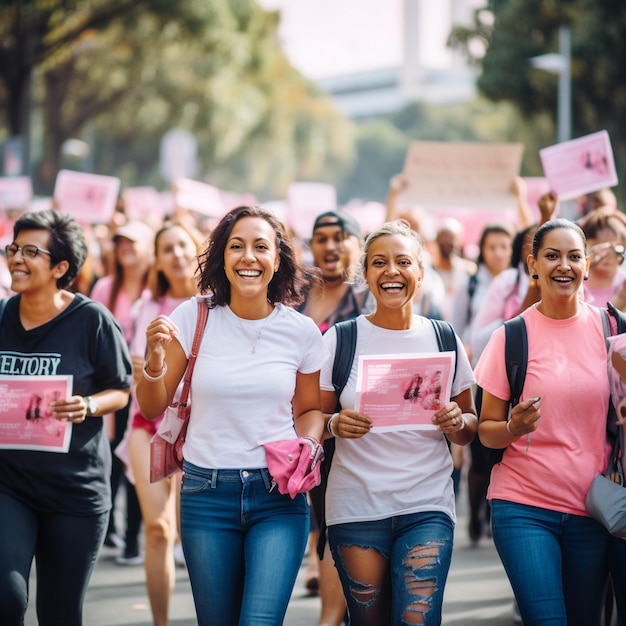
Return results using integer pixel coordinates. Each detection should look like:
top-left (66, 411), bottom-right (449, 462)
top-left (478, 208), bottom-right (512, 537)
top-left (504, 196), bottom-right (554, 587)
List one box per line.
top-left (474, 302), bottom-right (610, 516)
top-left (90, 275), bottom-right (147, 345)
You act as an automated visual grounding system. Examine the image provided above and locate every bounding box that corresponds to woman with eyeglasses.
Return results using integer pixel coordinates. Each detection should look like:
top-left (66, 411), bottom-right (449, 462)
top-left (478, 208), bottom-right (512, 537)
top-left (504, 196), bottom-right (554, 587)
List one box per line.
top-left (0, 209), bottom-right (133, 626)
top-left (578, 206), bottom-right (626, 313)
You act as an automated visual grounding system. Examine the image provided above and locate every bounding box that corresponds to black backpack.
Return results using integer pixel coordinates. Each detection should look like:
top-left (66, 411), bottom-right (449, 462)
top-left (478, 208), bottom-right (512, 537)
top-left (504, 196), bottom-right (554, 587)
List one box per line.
top-left (315, 317), bottom-right (458, 559)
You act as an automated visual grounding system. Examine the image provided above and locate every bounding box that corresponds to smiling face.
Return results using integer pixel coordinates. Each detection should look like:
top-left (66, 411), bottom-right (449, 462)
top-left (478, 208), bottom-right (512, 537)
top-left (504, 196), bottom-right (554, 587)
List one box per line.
top-left (154, 226), bottom-right (198, 286)
top-left (224, 216), bottom-right (279, 306)
top-left (528, 226), bottom-right (589, 301)
top-left (364, 233), bottom-right (424, 311)
top-left (8, 229), bottom-right (67, 295)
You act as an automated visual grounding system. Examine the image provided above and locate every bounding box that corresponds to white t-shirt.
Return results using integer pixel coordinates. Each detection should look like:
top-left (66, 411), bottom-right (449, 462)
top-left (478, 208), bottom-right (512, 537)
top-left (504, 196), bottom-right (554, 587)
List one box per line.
top-left (170, 300), bottom-right (329, 469)
top-left (320, 315), bottom-right (475, 526)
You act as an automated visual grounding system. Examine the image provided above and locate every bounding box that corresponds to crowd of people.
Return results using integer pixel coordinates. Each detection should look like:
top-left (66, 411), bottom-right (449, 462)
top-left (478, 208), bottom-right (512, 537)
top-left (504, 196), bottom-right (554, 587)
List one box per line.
top-left (0, 177), bottom-right (624, 626)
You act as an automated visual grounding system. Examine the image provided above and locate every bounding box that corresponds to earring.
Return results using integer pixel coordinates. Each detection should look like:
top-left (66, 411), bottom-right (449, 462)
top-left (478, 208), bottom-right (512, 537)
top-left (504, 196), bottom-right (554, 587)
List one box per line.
top-left (531, 274), bottom-right (539, 280)
top-left (584, 275), bottom-right (589, 281)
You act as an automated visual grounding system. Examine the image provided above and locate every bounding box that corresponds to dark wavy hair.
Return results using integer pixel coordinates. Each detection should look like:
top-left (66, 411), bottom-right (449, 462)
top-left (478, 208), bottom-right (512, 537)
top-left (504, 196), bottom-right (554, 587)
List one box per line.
top-left (196, 205), bottom-right (307, 307)
top-left (13, 209), bottom-right (87, 289)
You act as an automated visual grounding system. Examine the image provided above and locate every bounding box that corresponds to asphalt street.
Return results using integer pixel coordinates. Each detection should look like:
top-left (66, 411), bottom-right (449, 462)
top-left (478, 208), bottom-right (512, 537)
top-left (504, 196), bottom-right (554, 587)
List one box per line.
top-left (24, 488), bottom-right (519, 625)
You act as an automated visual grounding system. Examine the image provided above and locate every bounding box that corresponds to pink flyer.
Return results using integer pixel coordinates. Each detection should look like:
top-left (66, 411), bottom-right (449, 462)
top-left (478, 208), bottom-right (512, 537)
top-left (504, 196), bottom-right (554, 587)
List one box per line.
top-left (0, 375), bottom-right (73, 452)
top-left (355, 352), bottom-right (454, 432)
top-left (539, 130), bottom-right (618, 201)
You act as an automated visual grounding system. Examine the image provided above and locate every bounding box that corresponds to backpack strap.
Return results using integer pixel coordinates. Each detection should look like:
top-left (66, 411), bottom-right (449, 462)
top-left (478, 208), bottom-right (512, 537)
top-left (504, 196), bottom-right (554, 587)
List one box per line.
top-left (316, 318), bottom-right (358, 561)
top-left (0, 298), bottom-right (6, 325)
top-left (331, 318), bottom-right (358, 401)
top-left (503, 316), bottom-right (527, 407)
top-left (429, 318), bottom-right (458, 384)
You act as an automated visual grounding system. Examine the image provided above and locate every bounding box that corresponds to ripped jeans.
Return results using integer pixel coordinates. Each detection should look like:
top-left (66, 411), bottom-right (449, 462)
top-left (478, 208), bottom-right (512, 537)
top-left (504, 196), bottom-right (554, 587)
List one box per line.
top-left (328, 511), bottom-right (454, 626)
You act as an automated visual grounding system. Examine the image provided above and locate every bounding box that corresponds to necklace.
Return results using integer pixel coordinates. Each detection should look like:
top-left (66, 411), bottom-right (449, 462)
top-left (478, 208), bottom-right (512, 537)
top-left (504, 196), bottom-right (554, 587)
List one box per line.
top-left (235, 304), bottom-right (273, 353)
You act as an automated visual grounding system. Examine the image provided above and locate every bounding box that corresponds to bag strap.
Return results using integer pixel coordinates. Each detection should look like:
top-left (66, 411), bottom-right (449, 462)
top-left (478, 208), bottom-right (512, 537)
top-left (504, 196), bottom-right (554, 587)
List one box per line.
top-left (0, 298), bottom-right (7, 325)
top-left (503, 315), bottom-right (528, 407)
top-left (331, 318), bottom-right (358, 403)
top-left (429, 318), bottom-right (458, 384)
top-left (177, 297), bottom-right (210, 408)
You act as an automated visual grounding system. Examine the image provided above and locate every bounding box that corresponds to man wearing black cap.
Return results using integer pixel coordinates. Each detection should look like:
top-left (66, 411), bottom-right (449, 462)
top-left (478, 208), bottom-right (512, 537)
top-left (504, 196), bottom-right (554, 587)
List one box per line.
top-left (298, 208), bottom-right (372, 626)
top-left (299, 209), bottom-right (372, 332)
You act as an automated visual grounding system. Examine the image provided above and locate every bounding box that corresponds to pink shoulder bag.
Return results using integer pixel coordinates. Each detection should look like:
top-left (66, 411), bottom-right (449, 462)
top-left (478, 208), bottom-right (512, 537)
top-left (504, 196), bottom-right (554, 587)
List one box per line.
top-left (149, 298), bottom-right (209, 483)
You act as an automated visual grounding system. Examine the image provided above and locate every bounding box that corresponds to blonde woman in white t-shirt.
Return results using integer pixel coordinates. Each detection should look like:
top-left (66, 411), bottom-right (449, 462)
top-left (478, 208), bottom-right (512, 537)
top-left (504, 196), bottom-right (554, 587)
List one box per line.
top-left (319, 220), bottom-right (477, 626)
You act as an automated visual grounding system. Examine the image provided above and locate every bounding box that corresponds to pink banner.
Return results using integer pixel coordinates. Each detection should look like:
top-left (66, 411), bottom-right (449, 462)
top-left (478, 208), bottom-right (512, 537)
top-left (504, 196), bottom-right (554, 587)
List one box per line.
top-left (54, 170), bottom-right (121, 224)
top-left (539, 130), bottom-right (618, 201)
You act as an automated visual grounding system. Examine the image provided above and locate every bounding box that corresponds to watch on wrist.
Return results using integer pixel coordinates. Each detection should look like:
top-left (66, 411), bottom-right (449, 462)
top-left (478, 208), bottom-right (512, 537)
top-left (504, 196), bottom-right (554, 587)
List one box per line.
top-left (84, 396), bottom-right (99, 416)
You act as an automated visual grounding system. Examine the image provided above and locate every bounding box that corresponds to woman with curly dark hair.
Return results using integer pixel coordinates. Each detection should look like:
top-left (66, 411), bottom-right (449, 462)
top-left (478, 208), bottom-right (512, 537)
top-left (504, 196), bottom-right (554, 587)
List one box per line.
top-left (136, 205), bottom-right (328, 625)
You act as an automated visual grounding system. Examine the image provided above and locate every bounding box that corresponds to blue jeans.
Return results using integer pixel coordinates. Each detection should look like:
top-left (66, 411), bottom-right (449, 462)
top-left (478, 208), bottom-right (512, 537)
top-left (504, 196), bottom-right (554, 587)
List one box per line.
top-left (0, 490), bottom-right (107, 626)
top-left (491, 499), bottom-right (609, 626)
top-left (180, 461), bottom-right (309, 626)
top-left (328, 511), bottom-right (454, 626)
top-left (609, 535), bottom-right (626, 626)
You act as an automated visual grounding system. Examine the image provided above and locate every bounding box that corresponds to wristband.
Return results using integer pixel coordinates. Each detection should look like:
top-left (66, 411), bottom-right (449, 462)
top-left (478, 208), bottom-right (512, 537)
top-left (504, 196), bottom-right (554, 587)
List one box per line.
top-left (505, 419), bottom-right (517, 437)
top-left (142, 361), bottom-right (168, 382)
top-left (327, 412), bottom-right (340, 437)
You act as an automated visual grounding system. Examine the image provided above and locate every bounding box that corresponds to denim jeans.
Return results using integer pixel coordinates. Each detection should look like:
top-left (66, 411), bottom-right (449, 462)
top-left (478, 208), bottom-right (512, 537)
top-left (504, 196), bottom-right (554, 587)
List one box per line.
top-left (491, 499), bottom-right (609, 626)
top-left (328, 511), bottom-right (454, 626)
top-left (180, 461), bottom-right (309, 626)
top-left (0, 490), bottom-right (107, 626)
top-left (609, 535), bottom-right (626, 626)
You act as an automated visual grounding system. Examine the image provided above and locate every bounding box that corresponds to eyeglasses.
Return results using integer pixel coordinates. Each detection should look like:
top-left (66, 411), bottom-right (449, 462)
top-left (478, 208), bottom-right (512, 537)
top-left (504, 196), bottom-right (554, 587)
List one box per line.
top-left (4, 244), bottom-right (52, 259)
top-left (589, 242), bottom-right (625, 265)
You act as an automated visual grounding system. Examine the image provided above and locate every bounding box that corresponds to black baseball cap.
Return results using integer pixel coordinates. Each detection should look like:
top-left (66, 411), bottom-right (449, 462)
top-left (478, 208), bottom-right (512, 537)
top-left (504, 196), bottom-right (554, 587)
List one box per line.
top-left (312, 209), bottom-right (362, 240)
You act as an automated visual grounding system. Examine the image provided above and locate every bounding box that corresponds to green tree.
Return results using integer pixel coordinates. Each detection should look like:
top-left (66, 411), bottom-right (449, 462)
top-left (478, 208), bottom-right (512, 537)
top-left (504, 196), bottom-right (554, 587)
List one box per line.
top-left (1, 0), bottom-right (354, 198)
top-left (450, 0), bottom-right (626, 205)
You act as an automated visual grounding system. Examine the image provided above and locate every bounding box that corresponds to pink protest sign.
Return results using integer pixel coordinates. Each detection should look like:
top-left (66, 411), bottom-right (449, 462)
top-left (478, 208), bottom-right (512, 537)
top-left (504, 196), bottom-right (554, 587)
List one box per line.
top-left (343, 201), bottom-right (386, 237)
top-left (400, 141), bottom-right (524, 210)
top-left (54, 170), bottom-right (121, 224)
top-left (122, 186), bottom-right (167, 220)
top-left (173, 178), bottom-right (227, 217)
top-left (286, 182), bottom-right (337, 239)
top-left (0, 176), bottom-right (33, 210)
top-left (539, 130), bottom-right (618, 201)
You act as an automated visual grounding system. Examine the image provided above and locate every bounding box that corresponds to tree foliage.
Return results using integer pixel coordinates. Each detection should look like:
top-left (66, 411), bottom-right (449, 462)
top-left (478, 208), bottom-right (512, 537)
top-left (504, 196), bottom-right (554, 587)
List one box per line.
top-left (449, 0), bottom-right (626, 204)
top-left (0, 0), bottom-right (354, 198)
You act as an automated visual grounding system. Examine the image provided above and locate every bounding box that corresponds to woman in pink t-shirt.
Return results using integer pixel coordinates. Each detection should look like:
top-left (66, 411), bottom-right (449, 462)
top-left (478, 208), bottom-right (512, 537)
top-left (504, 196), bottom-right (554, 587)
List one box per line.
top-left (474, 219), bottom-right (611, 626)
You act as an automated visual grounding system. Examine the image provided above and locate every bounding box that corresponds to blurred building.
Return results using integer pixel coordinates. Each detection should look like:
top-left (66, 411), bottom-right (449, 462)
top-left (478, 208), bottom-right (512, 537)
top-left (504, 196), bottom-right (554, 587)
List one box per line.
top-left (261, 0), bottom-right (486, 119)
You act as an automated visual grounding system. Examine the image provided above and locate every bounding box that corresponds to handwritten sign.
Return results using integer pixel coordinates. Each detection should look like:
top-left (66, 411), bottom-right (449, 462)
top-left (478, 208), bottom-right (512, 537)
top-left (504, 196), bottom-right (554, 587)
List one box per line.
top-left (539, 130), bottom-right (618, 201)
top-left (54, 170), bottom-right (120, 224)
top-left (400, 141), bottom-right (524, 210)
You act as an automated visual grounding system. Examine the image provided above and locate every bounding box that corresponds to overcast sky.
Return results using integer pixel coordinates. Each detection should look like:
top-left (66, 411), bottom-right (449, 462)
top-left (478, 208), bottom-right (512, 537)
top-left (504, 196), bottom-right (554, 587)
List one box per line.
top-left (256, 0), bottom-right (404, 79)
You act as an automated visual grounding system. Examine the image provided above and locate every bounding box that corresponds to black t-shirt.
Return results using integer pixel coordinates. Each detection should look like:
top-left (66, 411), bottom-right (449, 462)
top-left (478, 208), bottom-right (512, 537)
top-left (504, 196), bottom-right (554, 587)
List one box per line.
top-left (0, 293), bottom-right (132, 515)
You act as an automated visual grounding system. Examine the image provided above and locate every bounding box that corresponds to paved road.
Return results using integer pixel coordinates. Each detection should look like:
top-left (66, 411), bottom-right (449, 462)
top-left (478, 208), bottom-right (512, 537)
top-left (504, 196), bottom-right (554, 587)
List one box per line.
top-left (25, 495), bottom-right (519, 625)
